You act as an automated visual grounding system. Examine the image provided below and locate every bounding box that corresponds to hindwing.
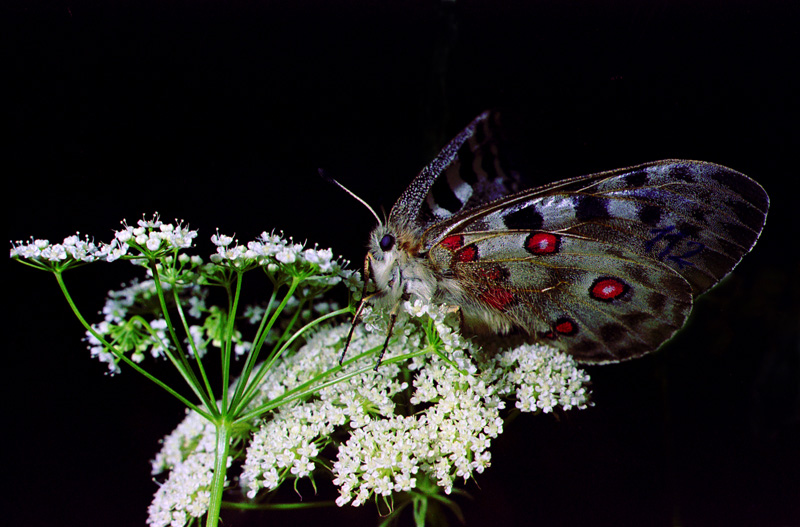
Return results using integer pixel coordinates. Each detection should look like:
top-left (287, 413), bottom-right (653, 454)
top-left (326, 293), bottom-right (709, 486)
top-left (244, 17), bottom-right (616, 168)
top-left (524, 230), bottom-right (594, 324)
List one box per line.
top-left (429, 230), bottom-right (694, 363)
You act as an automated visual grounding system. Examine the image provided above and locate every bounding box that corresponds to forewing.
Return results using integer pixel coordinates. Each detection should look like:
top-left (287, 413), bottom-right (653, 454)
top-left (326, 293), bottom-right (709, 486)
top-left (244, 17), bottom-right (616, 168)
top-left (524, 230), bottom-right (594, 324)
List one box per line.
top-left (388, 111), bottom-right (527, 235)
top-left (428, 160), bottom-right (769, 296)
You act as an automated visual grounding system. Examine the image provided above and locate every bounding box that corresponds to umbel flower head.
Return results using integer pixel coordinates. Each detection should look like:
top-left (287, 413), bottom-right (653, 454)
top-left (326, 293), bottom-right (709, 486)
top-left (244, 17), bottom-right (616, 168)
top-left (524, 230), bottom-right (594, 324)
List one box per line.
top-left (10, 214), bottom-right (198, 269)
top-left (149, 298), bottom-right (590, 524)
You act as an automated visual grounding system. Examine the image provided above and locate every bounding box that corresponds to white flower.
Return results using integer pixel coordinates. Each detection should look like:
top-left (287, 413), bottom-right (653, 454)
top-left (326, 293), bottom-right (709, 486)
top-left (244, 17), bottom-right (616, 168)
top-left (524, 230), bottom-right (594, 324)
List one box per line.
top-left (11, 214), bottom-right (197, 268)
top-left (152, 410), bottom-right (218, 474)
top-left (275, 247), bottom-right (297, 264)
top-left (211, 233), bottom-right (233, 247)
top-left (116, 229), bottom-right (133, 243)
top-left (146, 234), bottom-right (163, 251)
top-left (147, 451), bottom-right (231, 527)
top-left (404, 298), bottom-right (430, 318)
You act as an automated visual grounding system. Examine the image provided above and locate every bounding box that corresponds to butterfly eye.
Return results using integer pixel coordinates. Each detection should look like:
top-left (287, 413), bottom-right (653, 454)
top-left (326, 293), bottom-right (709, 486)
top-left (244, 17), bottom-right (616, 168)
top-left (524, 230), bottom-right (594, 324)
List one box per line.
top-left (379, 234), bottom-right (395, 252)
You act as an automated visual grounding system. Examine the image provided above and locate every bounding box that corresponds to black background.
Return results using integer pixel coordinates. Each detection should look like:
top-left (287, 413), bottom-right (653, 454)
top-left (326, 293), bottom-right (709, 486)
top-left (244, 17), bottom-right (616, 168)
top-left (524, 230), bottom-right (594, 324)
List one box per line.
top-left (6, 1), bottom-right (799, 526)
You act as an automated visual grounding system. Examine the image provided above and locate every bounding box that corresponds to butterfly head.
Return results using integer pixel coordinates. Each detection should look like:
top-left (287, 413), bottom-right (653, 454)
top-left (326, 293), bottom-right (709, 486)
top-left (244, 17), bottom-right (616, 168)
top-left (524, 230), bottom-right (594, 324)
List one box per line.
top-left (366, 224), bottom-right (404, 302)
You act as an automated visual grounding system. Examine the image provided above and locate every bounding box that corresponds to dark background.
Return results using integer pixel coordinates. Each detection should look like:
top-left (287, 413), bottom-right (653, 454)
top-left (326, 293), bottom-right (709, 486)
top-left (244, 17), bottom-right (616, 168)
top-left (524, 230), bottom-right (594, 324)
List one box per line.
top-left (6, 1), bottom-right (798, 526)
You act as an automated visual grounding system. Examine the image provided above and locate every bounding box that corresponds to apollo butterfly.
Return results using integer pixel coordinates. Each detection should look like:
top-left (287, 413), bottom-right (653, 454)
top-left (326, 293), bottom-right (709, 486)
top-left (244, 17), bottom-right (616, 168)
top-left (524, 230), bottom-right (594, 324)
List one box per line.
top-left (331, 111), bottom-right (769, 364)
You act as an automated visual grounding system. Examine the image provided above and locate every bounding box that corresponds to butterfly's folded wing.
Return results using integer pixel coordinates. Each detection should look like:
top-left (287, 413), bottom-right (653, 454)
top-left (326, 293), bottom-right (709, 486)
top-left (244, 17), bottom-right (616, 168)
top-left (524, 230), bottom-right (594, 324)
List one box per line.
top-left (425, 161), bottom-right (768, 363)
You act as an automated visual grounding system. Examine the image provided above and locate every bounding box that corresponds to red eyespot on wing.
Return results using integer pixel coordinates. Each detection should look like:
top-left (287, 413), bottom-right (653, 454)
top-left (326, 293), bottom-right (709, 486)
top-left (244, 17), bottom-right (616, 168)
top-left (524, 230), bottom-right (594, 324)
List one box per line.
top-left (589, 277), bottom-right (629, 302)
top-left (480, 287), bottom-right (516, 311)
top-left (524, 232), bottom-right (560, 255)
top-left (457, 244), bottom-right (479, 263)
top-left (440, 235), bottom-right (464, 251)
top-left (539, 317), bottom-right (578, 339)
top-left (554, 317), bottom-right (578, 336)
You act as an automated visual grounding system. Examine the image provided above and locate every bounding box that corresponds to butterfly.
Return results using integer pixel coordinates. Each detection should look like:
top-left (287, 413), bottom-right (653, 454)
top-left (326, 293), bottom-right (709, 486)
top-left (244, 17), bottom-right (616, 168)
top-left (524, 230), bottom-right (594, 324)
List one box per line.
top-left (331, 111), bottom-right (769, 364)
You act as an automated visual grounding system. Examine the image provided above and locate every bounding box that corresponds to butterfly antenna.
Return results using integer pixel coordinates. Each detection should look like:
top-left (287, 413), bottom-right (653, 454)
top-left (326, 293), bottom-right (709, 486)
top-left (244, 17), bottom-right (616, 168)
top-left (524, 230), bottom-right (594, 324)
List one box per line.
top-left (318, 168), bottom-right (383, 225)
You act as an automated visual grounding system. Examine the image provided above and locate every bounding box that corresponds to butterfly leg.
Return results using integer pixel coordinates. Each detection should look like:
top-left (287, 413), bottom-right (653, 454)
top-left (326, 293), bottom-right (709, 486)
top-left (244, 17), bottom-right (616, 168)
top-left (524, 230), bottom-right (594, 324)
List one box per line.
top-left (340, 254), bottom-right (377, 365)
top-left (340, 296), bottom-right (371, 365)
top-left (374, 304), bottom-right (399, 370)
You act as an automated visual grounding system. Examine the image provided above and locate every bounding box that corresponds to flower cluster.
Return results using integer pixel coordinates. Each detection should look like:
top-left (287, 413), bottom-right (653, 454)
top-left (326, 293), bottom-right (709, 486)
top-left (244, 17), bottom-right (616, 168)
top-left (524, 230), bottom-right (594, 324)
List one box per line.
top-left (152, 410), bottom-right (219, 476)
top-left (210, 230), bottom-right (342, 278)
top-left (86, 278), bottom-right (206, 374)
top-left (331, 351), bottom-right (502, 504)
top-left (9, 234), bottom-right (99, 263)
top-left (148, 298), bottom-right (590, 523)
top-left (238, 324), bottom-right (407, 499)
top-left (9, 214), bottom-right (198, 268)
top-left (114, 216), bottom-right (197, 258)
top-left (148, 450), bottom-right (231, 527)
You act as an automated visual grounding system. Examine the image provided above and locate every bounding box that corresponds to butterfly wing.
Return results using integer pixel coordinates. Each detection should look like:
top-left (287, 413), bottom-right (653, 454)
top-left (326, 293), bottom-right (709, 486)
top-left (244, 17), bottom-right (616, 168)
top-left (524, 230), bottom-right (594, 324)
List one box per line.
top-left (425, 160), bottom-right (769, 363)
top-left (388, 111), bottom-right (528, 236)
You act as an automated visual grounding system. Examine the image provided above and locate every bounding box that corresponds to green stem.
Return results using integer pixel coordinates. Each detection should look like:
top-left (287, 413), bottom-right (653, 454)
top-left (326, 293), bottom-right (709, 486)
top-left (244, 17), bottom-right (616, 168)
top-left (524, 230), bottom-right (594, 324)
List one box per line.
top-left (53, 270), bottom-right (209, 418)
top-left (205, 418), bottom-right (232, 527)
top-left (228, 277), bottom-right (300, 412)
top-left (234, 306), bottom-right (350, 415)
top-left (172, 286), bottom-right (216, 405)
top-left (221, 271), bottom-right (244, 411)
top-left (148, 261), bottom-right (215, 414)
top-left (227, 288), bottom-right (277, 413)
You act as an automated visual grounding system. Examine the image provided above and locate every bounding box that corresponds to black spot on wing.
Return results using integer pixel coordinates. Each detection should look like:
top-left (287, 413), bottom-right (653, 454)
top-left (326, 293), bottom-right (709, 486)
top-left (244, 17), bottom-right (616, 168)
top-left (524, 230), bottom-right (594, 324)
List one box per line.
top-left (575, 195), bottom-right (610, 221)
top-left (619, 311), bottom-right (650, 329)
top-left (676, 222), bottom-right (701, 238)
top-left (504, 206), bottom-right (544, 230)
top-left (622, 263), bottom-right (650, 286)
top-left (639, 204), bottom-right (663, 225)
top-left (690, 208), bottom-right (707, 224)
top-left (647, 292), bottom-right (668, 311)
top-left (572, 339), bottom-right (602, 356)
top-left (623, 170), bottom-right (649, 187)
top-left (671, 164), bottom-right (696, 183)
